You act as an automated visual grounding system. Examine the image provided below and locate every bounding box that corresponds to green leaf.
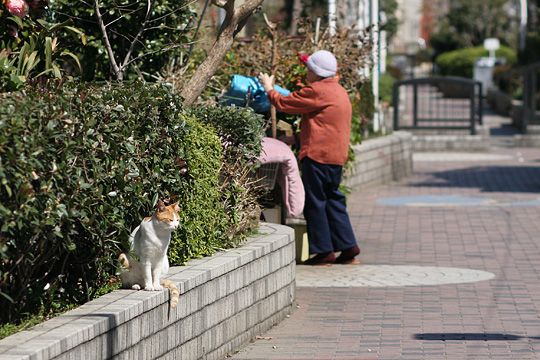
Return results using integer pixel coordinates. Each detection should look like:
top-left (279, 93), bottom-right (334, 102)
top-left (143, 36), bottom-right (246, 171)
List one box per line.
top-left (4, 185), bottom-right (12, 197)
top-left (7, 16), bottom-right (23, 29)
top-left (36, 19), bottom-right (50, 29)
top-left (24, 52), bottom-right (40, 76)
top-left (61, 51), bottom-right (82, 72)
top-left (64, 26), bottom-right (87, 46)
top-left (45, 37), bottom-right (53, 71)
top-left (51, 63), bottom-right (61, 78)
top-left (48, 19), bottom-right (73, 32)
top-left (17, 42), bottom-right (29, 74)
top-left (35, 68), bottom-right (53, 78)
top-left (0, 291), bottom-right (14, 303)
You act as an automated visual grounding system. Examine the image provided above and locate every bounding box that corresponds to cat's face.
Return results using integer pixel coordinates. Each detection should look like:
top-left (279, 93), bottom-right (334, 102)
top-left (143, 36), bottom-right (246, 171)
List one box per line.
top-left (155, 201), bottom-right (180, 231)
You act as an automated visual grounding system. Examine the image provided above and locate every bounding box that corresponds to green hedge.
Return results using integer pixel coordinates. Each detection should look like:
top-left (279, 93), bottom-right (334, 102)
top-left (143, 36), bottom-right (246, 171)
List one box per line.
top-left (0, 82), bottom-right (264, 326)
top-left (379, 73), bottom-right (396, 105)
top-left (188, 106), bottom-right (265, 163)
top-left (435, 45), bottom-right (517, 78)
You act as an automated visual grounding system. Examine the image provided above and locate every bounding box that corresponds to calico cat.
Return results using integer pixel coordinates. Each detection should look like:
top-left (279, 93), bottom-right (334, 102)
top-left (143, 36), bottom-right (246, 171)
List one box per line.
top-left (118, 200), bottom-right (180, 308)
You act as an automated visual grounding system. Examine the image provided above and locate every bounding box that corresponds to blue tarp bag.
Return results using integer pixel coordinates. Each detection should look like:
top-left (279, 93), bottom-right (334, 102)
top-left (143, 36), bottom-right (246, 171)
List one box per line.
top-left (221, 75), bottom-right (290, 113)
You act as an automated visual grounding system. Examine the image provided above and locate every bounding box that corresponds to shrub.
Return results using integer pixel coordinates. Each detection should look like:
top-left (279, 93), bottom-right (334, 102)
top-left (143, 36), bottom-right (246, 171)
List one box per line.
top-left (189, 105), bottom-right (265, 164)
top-left (0, 82), bottom-right (263, 327)
top-left (168, 114), bottom-right (227, 263)
top-left (192, 106), bottom-right (266, 243)
top-left (435, 45), bottom-right (517, 78)
top-left (379, 73), bottom-right (396, 105)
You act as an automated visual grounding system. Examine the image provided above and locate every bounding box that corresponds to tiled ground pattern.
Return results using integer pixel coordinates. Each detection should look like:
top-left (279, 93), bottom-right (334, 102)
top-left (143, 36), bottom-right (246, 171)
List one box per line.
top-left (232, 147), bottom-right (540, 360)
top-left (295, 265), bottom-right (495, 287)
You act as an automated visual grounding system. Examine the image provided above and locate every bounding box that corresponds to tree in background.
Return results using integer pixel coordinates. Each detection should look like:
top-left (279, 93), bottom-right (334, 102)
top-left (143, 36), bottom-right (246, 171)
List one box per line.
top-left (430, 0), bottom-right (519, 58)
top-left (180, 0), bottom-right (265, 105)
top-left (48, 0), bottom-right (196, 81)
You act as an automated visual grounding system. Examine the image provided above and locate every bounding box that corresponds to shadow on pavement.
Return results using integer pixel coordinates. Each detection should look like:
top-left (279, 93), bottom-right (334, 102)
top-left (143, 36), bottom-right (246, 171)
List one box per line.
top-left (489, 124), bottom-right (521, 136)
top-left (411, 166), bottom-right (540, 193)
top-left (415, 333), bottom-right (540, 341)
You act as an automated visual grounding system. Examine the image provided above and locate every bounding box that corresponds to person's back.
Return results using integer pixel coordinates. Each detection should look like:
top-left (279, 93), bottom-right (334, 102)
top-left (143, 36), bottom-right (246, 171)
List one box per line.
top-left (299, 77), bottom-right (352, 166)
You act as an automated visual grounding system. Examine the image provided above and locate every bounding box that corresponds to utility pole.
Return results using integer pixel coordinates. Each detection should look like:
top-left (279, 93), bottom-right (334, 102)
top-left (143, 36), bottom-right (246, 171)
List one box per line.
top-left (328, 0), bottom-right (337, 36)
top-left (371, 0), bottom-right (381, 133)
top-left (520, 0), bottom-right (528, 51)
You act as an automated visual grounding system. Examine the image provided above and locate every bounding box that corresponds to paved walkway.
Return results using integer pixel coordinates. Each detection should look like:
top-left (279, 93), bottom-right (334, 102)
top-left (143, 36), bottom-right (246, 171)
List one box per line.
top-left (231, 115), bottom-right (540, 359)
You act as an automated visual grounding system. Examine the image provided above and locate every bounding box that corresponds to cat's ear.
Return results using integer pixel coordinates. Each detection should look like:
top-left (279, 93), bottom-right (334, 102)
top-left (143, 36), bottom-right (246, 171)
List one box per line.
top-left (172, 202), bottom-right (180, 212)
top-left (156, 200), bottom-right (166, 212)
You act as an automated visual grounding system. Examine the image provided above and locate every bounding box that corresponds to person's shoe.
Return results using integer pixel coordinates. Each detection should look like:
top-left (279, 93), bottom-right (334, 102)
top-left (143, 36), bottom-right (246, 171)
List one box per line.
top-left (303, 252), bottom-right (336, 265)
top-left (335, 245), bottom-right (360, 264)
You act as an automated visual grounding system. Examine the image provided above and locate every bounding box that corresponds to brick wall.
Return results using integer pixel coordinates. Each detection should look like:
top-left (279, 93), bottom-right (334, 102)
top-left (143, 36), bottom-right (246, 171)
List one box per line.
top-left (344, 131), bottom-right (413, 189)
top-left (0, 223), bottom-right (296, 360)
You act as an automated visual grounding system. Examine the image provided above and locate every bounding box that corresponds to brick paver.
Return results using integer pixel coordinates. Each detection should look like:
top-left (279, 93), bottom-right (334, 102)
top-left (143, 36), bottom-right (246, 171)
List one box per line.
top-left (231, 144), bottom-right (540, 360)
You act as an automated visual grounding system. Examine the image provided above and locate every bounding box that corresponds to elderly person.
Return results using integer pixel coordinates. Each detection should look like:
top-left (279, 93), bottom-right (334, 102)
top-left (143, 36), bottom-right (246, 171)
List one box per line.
top-left (259, 50), bottom-right (360, 265)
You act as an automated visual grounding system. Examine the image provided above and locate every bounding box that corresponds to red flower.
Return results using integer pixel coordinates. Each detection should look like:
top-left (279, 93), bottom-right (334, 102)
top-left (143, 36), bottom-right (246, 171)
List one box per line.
top-left (5, 0), bottom-right (29, 18)
top-left (297, 53), bottom-right (309, 64)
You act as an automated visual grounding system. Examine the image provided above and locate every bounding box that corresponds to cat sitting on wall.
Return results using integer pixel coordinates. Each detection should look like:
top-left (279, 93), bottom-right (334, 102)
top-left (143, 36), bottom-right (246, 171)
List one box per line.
top-left (118, 199), bottom-right (180, 308)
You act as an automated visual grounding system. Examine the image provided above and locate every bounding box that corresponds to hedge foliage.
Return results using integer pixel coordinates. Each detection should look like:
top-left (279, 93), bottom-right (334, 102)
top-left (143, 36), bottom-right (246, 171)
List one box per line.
top-left (435, 45), bottom-right (517, 78)
top-left (0, 82), bottom-right (264, 325)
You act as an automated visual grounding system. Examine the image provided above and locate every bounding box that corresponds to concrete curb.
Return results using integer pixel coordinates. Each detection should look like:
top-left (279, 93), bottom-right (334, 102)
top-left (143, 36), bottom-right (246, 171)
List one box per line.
top-left (0, 223), bottom-right (296, 360)
top-left (412, 134), bottom-right (491, 152)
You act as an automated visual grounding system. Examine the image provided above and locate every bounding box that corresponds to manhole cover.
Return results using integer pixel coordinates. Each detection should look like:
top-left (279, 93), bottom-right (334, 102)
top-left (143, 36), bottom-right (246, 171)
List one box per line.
top-left (413, 153), bottom-right (513, 162)
top-left (296, 265), bottom-right (495, 287)
top-left (506, 198), bottom-right (540, 207)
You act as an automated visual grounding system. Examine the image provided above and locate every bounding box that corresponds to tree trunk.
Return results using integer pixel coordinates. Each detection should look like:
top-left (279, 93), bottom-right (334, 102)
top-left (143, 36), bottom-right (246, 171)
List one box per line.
top-left (180, 0), bottom-right (264, 106)
top-left (180, 27), bottom-right (235, 105)
top-left (289, 0), bottom-right (303, 35)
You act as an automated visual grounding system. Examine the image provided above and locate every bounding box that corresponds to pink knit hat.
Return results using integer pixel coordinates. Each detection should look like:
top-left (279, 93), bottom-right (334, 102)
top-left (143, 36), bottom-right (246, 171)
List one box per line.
top-left (306, 50), bottom-right (337, 78)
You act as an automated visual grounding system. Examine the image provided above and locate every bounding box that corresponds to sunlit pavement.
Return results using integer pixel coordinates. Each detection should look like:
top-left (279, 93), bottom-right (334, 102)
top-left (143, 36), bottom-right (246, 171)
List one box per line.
top-left (232, 143), bottom-right (540, 359)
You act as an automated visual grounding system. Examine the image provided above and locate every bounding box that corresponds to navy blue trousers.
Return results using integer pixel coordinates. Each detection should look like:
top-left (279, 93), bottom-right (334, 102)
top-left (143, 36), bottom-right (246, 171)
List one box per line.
top-left (301, 157), bottom-right (358, 254)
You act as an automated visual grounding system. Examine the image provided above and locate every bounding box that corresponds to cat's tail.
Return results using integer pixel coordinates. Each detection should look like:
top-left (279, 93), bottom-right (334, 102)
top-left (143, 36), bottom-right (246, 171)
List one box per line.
top-left (161, 279), bottom-right (180, 309)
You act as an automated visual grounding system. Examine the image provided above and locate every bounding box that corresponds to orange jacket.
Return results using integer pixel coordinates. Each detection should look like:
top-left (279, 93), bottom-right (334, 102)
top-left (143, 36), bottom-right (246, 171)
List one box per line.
top-left (268, 77), bottom-right (352, 166)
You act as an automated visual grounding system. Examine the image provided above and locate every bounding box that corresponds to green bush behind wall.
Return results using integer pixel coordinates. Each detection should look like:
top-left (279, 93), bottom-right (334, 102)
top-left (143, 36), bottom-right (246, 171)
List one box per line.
top-left (0, 82), bottom-right (263, 326)
top-left (169, 114), bottom-right (226, 264)
top-left (436, 45), bottom-right (517, 78)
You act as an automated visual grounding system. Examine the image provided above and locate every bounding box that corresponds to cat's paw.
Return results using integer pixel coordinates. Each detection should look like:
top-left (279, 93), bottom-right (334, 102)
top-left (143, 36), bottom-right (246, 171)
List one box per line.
top-left (143, 285), bottom-right (154, 291)
top-left (153, 284), bottom-right (163, 291)
top-left (131, 284), bottom-right (141, 290)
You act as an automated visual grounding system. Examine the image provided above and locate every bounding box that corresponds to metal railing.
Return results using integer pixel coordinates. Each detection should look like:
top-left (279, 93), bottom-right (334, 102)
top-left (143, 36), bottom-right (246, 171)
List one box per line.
top-left (392, 76), bottom-right (483, 135)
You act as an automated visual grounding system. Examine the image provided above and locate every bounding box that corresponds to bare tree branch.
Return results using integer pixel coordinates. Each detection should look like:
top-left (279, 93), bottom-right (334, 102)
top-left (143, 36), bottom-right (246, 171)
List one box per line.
top-left (94, 0), bottom-right (122, 80)
top-left (105, 9), bottom-right (138, 28)
top-left (123, 43), bottom-right (186, 69)
top-left (121, 0), bottom-right (152, 71)
top-left (180, 0), bottom-right (264, 105)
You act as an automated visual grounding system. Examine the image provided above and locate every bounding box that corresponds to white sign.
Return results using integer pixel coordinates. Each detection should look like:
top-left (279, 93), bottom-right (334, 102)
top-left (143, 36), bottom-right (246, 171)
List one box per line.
top-left (484, 38), bottom-right (500, 58)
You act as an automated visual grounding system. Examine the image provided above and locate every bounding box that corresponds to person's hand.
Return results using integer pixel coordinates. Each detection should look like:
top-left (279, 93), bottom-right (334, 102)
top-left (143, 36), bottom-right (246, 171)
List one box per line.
top-left (258, 73), bottom-right (275, 93)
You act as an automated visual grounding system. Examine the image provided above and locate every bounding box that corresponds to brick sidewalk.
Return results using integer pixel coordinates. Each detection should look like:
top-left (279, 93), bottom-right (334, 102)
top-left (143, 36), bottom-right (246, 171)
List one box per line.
top-left (231, 147), bottom-right (540, 360)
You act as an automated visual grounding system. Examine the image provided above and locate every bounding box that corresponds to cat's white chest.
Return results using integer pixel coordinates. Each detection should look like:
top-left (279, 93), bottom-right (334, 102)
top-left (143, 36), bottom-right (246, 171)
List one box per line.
top-left (133, 219), bottom-right (171, 258)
